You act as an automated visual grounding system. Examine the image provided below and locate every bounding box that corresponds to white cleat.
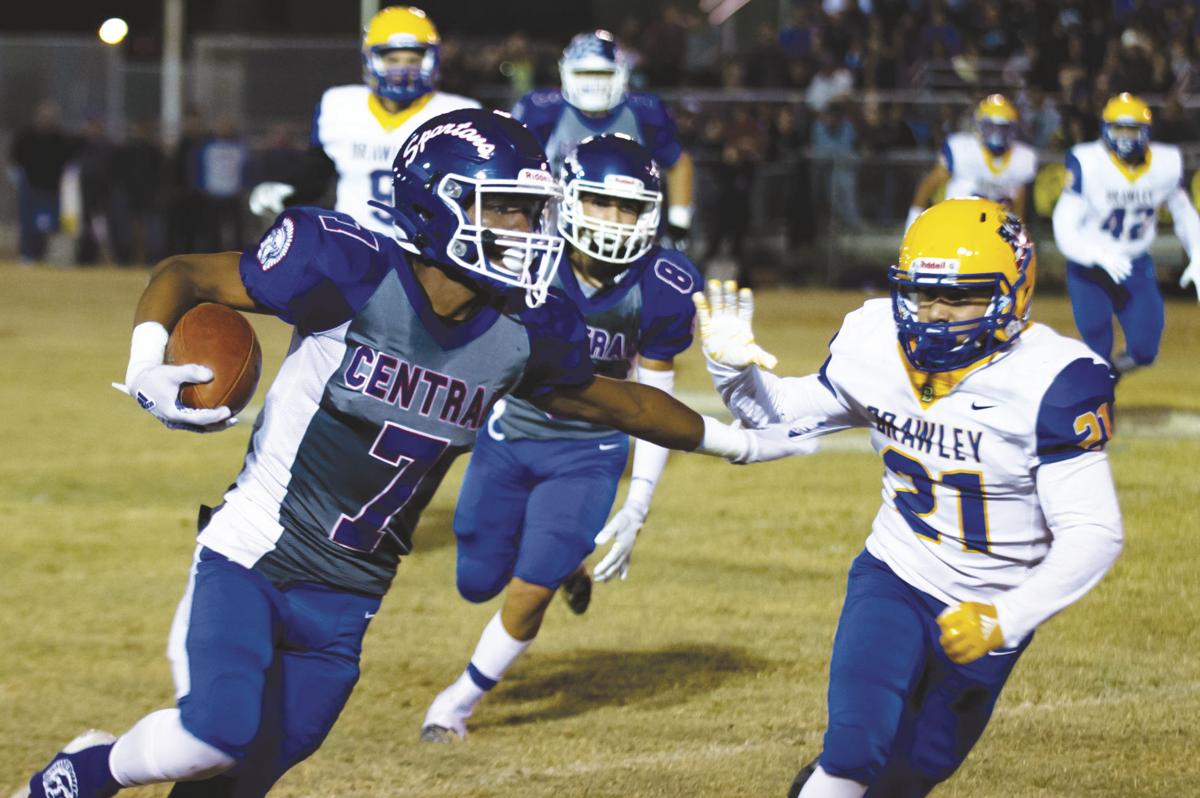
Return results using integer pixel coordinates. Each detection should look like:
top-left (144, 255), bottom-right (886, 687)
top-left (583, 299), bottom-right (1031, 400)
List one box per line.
top-left (419, 690), bottom-right (471, 743)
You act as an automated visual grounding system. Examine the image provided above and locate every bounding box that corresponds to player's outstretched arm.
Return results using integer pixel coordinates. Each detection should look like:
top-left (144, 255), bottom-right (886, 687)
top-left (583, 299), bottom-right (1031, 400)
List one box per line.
top-left (531, 376), bottom-right (815, 464)
top-left (115, 252), bottom-right (258, 433)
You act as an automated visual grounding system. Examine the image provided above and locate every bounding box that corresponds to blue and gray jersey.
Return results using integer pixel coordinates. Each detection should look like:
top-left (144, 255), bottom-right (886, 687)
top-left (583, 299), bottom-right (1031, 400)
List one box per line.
top-left (512, 90), bottom-right (684, 175)
top-left (197, 207), bottom-right (593, 596)
top-left (496, 246), bottom-right (700, 441)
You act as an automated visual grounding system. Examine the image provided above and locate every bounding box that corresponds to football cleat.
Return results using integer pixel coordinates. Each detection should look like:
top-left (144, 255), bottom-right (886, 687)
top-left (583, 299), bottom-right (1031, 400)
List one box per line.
top-left (420, 688), bottom-right (471, 743)
top-left (18, 730), bottom-right (119, 798)
top-left (786, 755), bottom-right (821, 798)
top-left (561, 568), bottom-right (592, 615)
top-left (418, 723), bottom-right (464, 744)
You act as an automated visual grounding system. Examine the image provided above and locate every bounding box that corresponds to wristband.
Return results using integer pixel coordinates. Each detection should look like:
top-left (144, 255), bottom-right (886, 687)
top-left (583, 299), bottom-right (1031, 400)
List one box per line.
top-left (124, 321), bottom-right (169, 388)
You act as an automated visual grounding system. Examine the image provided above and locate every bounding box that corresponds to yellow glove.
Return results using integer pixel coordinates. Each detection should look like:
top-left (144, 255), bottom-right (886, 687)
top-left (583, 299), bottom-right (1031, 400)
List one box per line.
top-left (937, 602), bottom-right (1004, 665)
top-left (691, 279), bottom-right (778, 370)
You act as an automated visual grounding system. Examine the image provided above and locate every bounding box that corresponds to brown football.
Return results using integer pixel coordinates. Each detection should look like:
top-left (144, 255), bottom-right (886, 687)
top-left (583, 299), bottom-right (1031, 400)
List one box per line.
top-left (166, 303), bottom-right (263, 414)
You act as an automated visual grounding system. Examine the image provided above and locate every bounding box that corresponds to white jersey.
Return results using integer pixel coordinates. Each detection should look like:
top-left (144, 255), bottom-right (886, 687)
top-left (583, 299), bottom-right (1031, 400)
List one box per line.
top-left (788, 300), bottom-right (1114, 607)
top-left (1060, 139), bottom-right (1184, 259)
top-left (942, 132), bottom-right (1037, 206)
top-left (313, 86), bottom-right (480, 235)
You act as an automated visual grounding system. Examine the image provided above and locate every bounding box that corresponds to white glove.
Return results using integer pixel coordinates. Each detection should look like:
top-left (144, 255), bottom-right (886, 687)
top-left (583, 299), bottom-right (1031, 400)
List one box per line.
top-left (697, 415), bottom-right (819, 464)
top-left (593, 501), bottom-right (648, 582)
top-left (1094, 251), bottom-right (1133, 283)
top-left (249, 182), bottom-right (295, 218)
top-left (113, 364), bottom-right (237, 433)
top-left (691, 279), bottom-right (778, 370)
top-left (1180, 258), bottom-right (1200, 301)
top-left (905, 206), bottom-right (923, 232)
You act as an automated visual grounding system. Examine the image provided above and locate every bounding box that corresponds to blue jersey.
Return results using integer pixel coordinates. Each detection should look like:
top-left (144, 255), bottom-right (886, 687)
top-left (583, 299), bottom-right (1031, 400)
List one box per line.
top-left (197, 207), bottom-right (593, 595)
top-left (496, 245), bottom-right (700, 441)
top-left (511, 90), bottom-right (684, 175)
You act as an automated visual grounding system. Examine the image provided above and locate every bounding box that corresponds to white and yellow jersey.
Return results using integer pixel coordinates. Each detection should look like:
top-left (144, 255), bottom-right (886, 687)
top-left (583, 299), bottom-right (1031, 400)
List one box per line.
top-left (313, 85), bottom-right (479, 235)
top-left (803, 300), bottom-right (1113, 606)
top-left (942, 132), bottom-right (1037, 206)
top-left (1060, 139), bottom-right (1184, 259)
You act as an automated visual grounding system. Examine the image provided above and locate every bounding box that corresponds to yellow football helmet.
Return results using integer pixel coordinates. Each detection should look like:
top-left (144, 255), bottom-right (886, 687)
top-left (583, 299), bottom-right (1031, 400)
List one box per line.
top-left (362, 6), bottom-right (440, 104)
top-left (1101, 92), bottom-right (1152, 163)
top-left (974, 94), bottom-right (1018, 156)
top-left (891, 198), bottom-right (1036, 371)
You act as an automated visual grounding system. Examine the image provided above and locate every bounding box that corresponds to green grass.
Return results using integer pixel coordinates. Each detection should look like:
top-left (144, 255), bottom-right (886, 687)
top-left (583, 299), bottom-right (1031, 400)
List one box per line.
top-left (1, 265), bottom-right (1198, 796)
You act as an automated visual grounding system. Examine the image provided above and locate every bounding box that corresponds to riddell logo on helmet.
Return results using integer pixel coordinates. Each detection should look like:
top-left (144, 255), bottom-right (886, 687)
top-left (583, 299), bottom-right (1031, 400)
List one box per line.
top-left (402, 122), bottom-right (495, 166)
top-left (912, 258), bottom-right (960, 273)
top-left (518, 168), bottom-right (555, 185)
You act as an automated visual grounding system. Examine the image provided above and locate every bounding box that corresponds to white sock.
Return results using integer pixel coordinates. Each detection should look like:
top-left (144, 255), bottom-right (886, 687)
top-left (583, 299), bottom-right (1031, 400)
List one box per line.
top-left (427, 611), bottom-right (535, 726)
top-left (468, 609), bottom-right (534, 686)
top-left (798, 765), bottom-right (867, 798)
top-left (109, 708), bottom-right (236, 786)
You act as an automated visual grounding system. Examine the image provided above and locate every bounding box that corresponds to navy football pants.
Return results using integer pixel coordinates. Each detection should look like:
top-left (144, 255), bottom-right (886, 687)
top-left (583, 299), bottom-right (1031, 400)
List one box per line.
top-left (168, 547), bottom-right (379, 797)
top-left (1066, 254), bottom-right (1164, 366)
top-left (453, 428), bottom-right (629, 601)
top-left (819, 551), bottom-right (1029, 795)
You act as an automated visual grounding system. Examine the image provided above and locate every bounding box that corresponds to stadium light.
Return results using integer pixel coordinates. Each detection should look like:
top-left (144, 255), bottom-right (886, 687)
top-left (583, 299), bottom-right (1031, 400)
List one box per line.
top-left (98, 17), bottom-right (129, 46)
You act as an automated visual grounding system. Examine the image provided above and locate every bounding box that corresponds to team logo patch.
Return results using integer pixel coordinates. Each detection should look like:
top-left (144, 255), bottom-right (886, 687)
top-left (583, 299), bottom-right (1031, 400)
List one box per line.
top-left (257, 217), bottom-right (294, 271)
top-left (42, 759), bottom-right (78, 798)
top-left (402, 121), bottom-right (495, 166)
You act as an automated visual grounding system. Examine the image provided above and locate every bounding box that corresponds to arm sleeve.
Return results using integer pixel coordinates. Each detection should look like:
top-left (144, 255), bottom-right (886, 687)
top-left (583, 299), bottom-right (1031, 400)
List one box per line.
top-left (1052, 189), bottom-right (1103, 266)
top-left (992, 451), bottom-right (1123, 646)
top-left (1166, 185), bottom-right (1200, 261)
top-left (623, 365), bottom-right (675, 510)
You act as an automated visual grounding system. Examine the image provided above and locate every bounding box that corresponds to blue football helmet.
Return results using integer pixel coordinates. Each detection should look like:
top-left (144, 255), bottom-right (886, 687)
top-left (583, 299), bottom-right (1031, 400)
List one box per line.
top-left (373, 109), bottom-right (564, 307)
top-left (559, 30), bottom-right (630, 113)
top-left (890, 198), bottom-right (1036, 372)
top-left (559, 134), bottom-right (662, 265)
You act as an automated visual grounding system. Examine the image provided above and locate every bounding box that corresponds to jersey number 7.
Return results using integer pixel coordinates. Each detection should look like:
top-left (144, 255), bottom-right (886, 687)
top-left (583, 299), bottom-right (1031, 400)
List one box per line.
top-left (330, 422), bottom-right (450, 553)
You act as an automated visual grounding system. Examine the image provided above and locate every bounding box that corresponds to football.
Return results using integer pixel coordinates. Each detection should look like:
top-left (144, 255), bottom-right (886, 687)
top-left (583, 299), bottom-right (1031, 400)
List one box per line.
top-left (166, 303), bottom-right (263, 414)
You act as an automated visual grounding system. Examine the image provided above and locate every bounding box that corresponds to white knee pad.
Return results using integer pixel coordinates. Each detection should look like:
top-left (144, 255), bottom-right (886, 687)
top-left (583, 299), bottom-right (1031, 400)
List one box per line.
top-left (109, 708), bottom-right (237, 786)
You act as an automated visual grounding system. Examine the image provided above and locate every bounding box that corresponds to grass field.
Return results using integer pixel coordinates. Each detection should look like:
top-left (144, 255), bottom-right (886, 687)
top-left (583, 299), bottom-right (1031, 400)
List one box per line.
top-left (2, 262), bottom-right (1198, 797)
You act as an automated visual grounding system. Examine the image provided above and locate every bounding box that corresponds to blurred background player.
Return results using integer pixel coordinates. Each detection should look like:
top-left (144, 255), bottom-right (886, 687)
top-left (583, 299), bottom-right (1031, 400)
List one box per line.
top-left (419, 134), bottom-right (702, 743)
top-left (696, 199), bottom-right (1123, 798)
top-left (512, 30), bottom-right (694, 249)
top-left (906, 95), bottom-right (1037, 231)
top-left (16, 108), bottom-right (808, 798)
top-left (1052, 92), bottom-right (1200, 376)
top-left (247, 6), bottom-right (479, 236)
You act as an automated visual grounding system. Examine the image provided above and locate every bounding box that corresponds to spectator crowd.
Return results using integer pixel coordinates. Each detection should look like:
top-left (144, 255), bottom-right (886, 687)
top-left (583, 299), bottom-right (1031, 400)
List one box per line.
top-left (8, 0), bottom-right (1200, 268)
